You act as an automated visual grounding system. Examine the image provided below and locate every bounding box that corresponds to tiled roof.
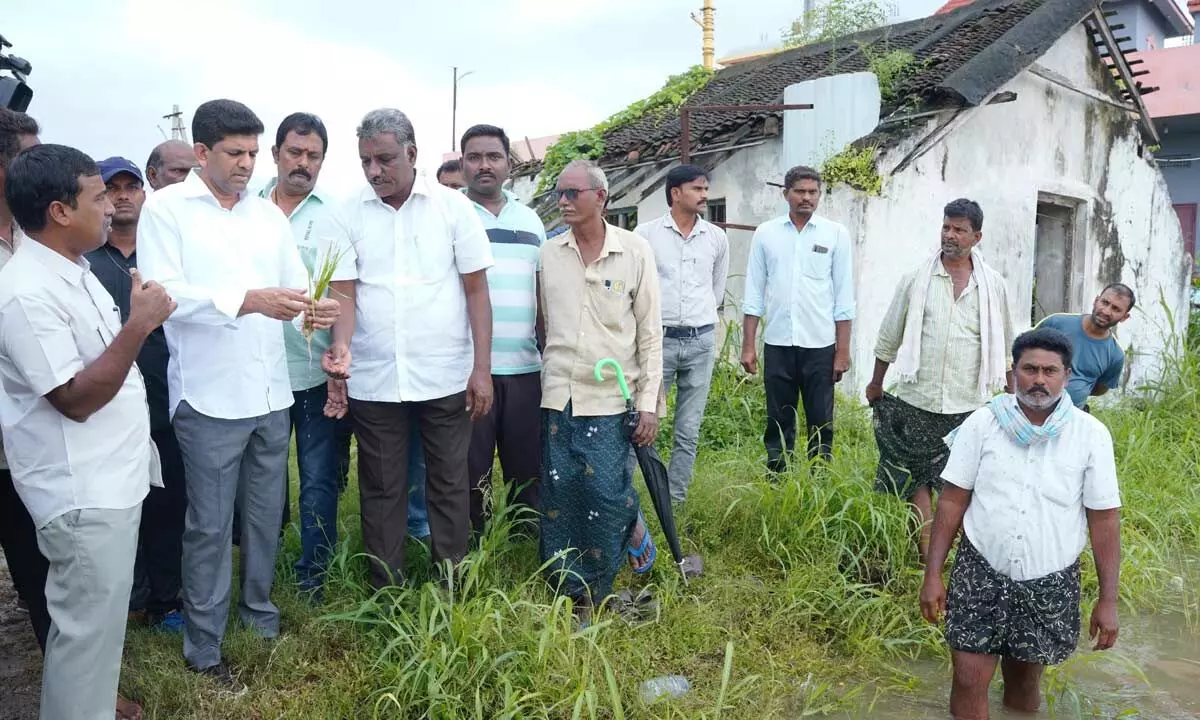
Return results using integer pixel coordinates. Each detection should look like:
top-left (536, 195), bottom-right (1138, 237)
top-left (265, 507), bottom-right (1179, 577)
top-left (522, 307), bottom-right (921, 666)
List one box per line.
top-left (599, 0), bottom-right (1098, 167)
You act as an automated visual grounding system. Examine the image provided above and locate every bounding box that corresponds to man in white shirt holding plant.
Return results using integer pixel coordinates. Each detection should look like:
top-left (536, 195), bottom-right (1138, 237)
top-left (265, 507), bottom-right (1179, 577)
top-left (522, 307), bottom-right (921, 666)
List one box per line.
top-left (138, 99), bottom-right (340, 693)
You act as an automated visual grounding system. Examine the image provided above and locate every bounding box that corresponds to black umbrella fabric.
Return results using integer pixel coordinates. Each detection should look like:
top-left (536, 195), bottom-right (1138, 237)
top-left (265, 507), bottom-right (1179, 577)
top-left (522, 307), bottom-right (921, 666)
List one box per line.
top-left (595, 358), bottom-right (688, 583)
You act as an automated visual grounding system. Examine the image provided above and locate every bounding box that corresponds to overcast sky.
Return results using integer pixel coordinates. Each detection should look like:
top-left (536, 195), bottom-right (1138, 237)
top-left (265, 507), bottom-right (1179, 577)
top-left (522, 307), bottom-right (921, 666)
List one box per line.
top-left (7, 0), bottom-right (1180, 196)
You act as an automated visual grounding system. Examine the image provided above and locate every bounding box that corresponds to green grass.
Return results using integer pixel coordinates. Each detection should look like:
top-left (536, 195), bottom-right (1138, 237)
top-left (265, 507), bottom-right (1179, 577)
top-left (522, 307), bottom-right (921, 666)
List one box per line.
top-left (119, 317), bottom-right (1200, 718)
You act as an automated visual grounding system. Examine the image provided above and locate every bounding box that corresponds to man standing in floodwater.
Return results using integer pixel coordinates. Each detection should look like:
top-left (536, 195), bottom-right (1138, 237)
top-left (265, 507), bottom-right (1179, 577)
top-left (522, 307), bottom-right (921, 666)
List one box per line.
top-left (921, 327), bottom-right (1121, 720)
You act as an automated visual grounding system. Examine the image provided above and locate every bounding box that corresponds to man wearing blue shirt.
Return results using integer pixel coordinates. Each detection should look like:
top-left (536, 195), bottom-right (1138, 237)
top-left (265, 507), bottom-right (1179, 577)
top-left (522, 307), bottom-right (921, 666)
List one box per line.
top-left (741, 166), bottom-right (855, 470)
top-left (1035, 284), bottom-right (1132, 411)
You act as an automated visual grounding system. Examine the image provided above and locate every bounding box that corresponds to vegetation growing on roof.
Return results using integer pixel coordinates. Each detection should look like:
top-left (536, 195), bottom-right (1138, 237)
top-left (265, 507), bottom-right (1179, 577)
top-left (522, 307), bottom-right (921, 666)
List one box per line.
top-left (821, 143), bottom-right (883, 195)
top-left (861, 46), bottom-right (919, 105)
top-left (536, 65), bottom-right (714, 194)
top-left (783, 0), bottom-right (896, 47)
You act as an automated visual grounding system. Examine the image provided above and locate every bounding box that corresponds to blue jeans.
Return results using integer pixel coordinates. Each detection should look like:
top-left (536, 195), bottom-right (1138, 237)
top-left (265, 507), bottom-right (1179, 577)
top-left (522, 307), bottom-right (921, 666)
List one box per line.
top-left (407, 422), bottom-right (430, 539)
top-left (292, 384), bottom-right (341, 590)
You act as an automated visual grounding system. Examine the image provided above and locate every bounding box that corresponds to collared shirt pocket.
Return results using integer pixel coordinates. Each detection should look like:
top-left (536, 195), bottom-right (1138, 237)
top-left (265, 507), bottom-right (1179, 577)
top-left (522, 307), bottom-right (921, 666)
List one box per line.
top-left (1040, 473), bottom-right (1082, 509)
top-left (589, 281), bottom-right (628, 330)
top-left (73, 319), bottom-right (111, 364)
top-left (802, 243), bottom-right (834, 280)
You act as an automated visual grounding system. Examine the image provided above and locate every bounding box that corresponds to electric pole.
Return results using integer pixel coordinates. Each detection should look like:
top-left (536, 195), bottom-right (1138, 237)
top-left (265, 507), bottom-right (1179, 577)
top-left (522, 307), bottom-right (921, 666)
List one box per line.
top-left (451, 68), bottom-right (475, 153)
top-left (163, 104), bottom-right (188, 143)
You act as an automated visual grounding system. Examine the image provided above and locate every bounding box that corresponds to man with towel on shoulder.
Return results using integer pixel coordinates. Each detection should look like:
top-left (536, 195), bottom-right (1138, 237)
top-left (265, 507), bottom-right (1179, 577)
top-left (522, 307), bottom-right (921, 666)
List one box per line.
top-left (866, 199), bottom-right (1017, 564)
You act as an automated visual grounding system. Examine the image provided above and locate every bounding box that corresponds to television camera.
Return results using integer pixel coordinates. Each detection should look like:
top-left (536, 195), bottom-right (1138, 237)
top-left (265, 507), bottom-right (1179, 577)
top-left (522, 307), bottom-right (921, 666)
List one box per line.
top-left (0, 34), bottom-right (33, 112)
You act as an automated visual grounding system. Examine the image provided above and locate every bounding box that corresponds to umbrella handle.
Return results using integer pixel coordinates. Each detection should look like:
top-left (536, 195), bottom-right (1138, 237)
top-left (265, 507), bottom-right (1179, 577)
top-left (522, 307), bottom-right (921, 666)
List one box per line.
top-left (593, 358), bottom-right (631, 402)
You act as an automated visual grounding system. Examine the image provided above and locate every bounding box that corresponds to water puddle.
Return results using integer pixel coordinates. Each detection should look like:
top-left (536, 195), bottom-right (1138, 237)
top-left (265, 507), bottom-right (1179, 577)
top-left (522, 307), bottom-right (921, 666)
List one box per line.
top-left (853, 613), bottom-right (1200, 718)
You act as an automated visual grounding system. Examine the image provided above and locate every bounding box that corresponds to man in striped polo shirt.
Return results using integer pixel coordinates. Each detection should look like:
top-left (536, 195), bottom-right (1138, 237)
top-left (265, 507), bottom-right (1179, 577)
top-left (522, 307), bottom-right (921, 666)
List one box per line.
top-left (459, 125), bottom-right (546, 535)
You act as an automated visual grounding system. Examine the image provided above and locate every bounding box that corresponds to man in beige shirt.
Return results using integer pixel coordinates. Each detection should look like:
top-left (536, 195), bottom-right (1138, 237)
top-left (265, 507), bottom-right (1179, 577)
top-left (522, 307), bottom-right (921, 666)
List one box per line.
top-left (866, 199), bottom-right (1015, 563)
top-left (537, 159), bottom-right (662, 618)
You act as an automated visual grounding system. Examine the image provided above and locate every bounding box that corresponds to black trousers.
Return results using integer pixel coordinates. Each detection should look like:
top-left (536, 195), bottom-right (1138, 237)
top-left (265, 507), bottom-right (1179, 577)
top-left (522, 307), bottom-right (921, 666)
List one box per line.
top-left (351, 393), bottom-right (471, 589)
top-left (467, 372), bottom-right (542, 534)
top-left (130, 427), bottom-right (188, 614)
top-left (763, 343), bottom-right (835, 466)
top-left (0, 469), bottom-right (50, 651)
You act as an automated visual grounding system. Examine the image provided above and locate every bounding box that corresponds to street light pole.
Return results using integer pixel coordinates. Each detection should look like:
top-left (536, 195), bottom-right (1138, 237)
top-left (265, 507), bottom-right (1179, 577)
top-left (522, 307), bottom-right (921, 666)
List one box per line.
top-left (451, 67), bottom-right (476, 153)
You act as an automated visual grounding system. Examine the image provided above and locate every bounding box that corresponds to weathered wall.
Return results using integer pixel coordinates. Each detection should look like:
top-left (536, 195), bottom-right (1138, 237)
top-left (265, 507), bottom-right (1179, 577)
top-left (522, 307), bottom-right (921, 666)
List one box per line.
top-left (606, 24), bottom-right (1188, 403)
top-left (1161, 131), bottom-right (1200, 207)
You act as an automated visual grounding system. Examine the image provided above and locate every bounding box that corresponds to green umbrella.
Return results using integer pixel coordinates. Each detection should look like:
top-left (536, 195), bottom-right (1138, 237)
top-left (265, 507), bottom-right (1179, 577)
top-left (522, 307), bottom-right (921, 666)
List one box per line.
top-left (594, 358), bottom-right (687, 583)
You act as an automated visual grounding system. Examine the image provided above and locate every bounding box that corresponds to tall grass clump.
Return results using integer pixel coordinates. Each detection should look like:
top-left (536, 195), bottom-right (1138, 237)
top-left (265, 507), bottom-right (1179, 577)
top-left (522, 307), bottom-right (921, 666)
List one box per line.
top-left (115, 316), bottom-right (1200, 718)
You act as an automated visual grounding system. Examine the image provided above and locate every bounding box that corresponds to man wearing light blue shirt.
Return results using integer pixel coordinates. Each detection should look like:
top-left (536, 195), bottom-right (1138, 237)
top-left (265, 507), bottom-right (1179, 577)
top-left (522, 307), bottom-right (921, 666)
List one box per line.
top-left (741, 165), bottom-right (855, 470)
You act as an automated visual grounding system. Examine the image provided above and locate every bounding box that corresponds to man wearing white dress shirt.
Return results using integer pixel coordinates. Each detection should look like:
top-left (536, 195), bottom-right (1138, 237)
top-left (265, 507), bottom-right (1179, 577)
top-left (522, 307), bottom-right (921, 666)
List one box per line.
top-left (921, 327), bottom-right (1121, 720)
top-left (323, 108), bottom-right (494, 589)
top-left (0, 144), bottom-right (175, 720)
top-left (138, 99), bottom-right (339, 691)
top-left (741, 165), bottom-right (855, 470)
top-left (635, 164), bottom-right (728, 503)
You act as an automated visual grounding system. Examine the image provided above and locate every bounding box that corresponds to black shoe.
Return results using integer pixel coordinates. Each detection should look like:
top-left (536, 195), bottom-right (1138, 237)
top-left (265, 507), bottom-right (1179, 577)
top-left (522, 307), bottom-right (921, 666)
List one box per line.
top-left (196, 662), bottom-right (247, 697)
top-left (15, 597), bottom-right (28, 614)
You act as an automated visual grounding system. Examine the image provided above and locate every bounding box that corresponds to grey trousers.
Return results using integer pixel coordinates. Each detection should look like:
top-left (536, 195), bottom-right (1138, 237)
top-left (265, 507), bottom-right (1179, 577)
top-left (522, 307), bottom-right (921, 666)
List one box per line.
top-left (37, 504), bottom-right (141, 720)
top-left (661, 332), bottom-right (717, 502)
top-left (173, 400), bottom-right (290, 670)
top-left (626, 332), bottom-right (717, 503)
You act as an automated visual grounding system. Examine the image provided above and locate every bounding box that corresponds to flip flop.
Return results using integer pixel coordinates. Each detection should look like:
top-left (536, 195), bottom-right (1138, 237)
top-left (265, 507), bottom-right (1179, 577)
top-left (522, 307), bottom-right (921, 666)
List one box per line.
top-left (626, 527), bottom-right (657, 575)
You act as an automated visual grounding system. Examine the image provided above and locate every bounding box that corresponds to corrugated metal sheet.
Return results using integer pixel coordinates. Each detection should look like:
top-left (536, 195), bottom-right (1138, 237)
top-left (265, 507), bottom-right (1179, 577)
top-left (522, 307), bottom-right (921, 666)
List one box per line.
top-left (782, 72), bottom-right (882, 171)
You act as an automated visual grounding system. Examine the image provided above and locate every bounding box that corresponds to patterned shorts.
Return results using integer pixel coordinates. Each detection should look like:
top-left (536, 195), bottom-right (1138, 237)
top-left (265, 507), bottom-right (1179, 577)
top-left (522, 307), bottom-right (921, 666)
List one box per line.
top-left (945, 536), bottom-right (1081, 666)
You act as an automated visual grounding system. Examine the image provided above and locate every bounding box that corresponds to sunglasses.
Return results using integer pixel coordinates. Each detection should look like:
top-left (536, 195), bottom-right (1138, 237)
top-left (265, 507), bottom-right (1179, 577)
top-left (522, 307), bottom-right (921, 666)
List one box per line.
top-left (555, 187), bottom-right (598, 201)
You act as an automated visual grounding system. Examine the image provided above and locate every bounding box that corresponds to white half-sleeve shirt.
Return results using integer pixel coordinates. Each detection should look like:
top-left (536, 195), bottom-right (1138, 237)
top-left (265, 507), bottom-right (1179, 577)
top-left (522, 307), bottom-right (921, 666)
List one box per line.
top-left (137, 172), bottom-right (309, 420)
top-left (0, 239), bottom-right (152, 528)
top-left (942, 404), bottom-right (1121, 581)
top-left (341, 173), bottom-right (494, 403)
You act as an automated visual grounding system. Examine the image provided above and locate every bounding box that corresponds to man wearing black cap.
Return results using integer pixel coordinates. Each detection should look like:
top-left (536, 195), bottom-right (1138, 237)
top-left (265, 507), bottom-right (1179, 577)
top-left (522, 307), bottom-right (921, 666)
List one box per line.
top-left (87, 157), bottom-right (187, 634)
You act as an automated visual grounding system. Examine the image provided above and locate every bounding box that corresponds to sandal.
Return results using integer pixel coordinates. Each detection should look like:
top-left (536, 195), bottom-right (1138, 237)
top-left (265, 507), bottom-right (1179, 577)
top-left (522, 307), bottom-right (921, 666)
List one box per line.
top-left (626, 525), bottom-right (657, 575)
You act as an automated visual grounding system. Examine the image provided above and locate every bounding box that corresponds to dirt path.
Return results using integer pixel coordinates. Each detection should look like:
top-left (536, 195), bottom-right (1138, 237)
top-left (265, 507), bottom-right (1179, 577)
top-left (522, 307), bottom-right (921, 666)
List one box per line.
top-left (0, 554), bottom-right (40, 720)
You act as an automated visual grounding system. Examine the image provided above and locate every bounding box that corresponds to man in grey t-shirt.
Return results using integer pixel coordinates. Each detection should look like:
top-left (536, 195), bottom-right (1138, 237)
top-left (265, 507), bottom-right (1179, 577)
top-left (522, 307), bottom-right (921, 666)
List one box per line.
top-left (1035, 283), bottom-right (1132, 409)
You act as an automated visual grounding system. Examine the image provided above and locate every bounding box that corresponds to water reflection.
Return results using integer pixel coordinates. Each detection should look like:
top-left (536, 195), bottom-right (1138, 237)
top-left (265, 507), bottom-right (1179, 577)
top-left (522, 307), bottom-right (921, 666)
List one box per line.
top-left (856, 614), bottom-right (1200, 719)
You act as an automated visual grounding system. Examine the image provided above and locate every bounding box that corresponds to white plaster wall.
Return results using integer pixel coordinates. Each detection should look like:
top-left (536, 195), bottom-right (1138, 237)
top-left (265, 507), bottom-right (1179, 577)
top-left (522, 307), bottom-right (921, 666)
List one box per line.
top-left (607, 24), bottom-right (1188, 402)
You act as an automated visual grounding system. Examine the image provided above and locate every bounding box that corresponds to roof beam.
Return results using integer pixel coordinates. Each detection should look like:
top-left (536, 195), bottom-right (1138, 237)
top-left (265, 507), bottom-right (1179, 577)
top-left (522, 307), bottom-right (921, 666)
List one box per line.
top-left (1086, 10), bottom-right (1160, 144)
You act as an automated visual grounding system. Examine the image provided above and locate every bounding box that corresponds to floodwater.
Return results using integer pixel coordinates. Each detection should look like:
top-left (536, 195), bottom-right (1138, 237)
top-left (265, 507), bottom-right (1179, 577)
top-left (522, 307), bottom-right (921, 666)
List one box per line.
top-left (855, 613), bottom-right (1200, 719)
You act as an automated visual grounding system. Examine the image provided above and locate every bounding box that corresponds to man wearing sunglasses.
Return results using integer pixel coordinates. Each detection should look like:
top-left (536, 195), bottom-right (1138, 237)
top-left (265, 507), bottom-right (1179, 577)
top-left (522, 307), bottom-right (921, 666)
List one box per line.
top-left (536, 159), bottom-right (663, 621)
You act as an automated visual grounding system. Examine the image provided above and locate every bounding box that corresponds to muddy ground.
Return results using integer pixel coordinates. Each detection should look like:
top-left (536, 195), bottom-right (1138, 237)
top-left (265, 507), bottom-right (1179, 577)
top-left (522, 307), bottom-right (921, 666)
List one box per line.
top-left (0, 554), bottom-right (40, 720)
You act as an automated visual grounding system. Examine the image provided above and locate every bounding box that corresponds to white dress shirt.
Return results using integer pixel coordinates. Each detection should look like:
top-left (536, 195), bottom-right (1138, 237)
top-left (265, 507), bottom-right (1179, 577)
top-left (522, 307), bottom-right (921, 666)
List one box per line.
top-left (342, 173), bottom-right (494, 403)
top-left (0, 240), bottom-right (151, 528)
top-left (635, 213), bottom-right (729, 328)
top-left (138, 172), bottom-right (309, 420)
top-left (742, 214), bottom-right (856, 348)
top-left (0, 223), bottom-right (18, 472)
top-left (942, 404), bottom-right (1122, 581)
